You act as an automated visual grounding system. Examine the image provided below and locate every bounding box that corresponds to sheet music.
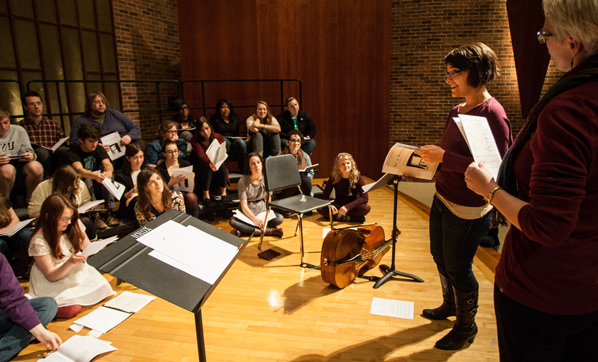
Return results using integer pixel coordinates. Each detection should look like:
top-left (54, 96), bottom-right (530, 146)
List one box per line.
top-left (233, 210), bottom-right (275, 227)
top-left (100, 132), bottom-right (125, 161)
top-left (370, 297), bottom-right (414, 319)
top-left (382, 143), bottom-right (438, 180)
top-left (38, 335), bottom-right (116, 362)
top-left (104, 291), bottom-right (155, 313)
top-left (299, 163), bottom-right (319, 173)
top-left (206, 139), bottom-right (228, 170)
top-left (456, 114), bottom-right (503, 179)
top-left (77, 200), bottom-right (104, 214)
top-left (171, 165), bottom-right (194, 193)
top-left (362, 173), bottom-right (395, 193)
top-left (82, 236), bottom-right (118, 257)
top-left (138, 221), bottom-right (239, 284)
top-left (71, 306), bottom-right (131, 334)
top-left (102, 178), bottom-right (126, 200)
top-left (0, 218), bottom-right (34, 237)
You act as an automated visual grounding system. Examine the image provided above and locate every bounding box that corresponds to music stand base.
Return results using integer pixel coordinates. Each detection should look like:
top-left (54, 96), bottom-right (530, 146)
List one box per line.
top-left (300, 262), bottom-right (320, 270)
top-left (373, 263), bottom-right (424, 288)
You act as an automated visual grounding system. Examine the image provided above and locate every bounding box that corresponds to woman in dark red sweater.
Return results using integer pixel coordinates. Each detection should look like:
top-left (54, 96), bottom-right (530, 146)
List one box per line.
top-left (190, 117), bottom-right (228, 204)
top-left (465, 1), bottom-right (598, 360)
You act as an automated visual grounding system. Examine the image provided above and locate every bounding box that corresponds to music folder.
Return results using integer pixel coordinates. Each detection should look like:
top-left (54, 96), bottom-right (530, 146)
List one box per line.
top-left (88, 209), bottom-right (247, 313)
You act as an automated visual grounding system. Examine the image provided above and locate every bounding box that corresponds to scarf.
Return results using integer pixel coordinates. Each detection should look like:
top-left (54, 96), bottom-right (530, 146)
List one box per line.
top-left (282, 146), bottom-right (307, 171)
top-left (494, 54), bottom-right (598, 225)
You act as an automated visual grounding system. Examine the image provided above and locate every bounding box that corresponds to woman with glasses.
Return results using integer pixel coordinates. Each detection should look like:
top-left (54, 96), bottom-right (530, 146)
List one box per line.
top-left (27, 194), bottom-right (114, 319)
top-left (146, 120), bottom-right (188, 167)
top-left (134, 168), bottom-right (185, 226)
top-left (246, 101), bottom-right (281, 158)
top-left (279, 130), bottom-right (314, 204)
top-left (172, 98), bottom-right (197, 141)
top-left (465, 1), bottom-right (598, 360)
top-left (415, 42), bottom-right (512, 350)
top-left (156, 140), bottom-right (199, 218)
top-left (190, 117), bottom-right (229, 205)
top-left (114, 143), bottom-right (146, 220)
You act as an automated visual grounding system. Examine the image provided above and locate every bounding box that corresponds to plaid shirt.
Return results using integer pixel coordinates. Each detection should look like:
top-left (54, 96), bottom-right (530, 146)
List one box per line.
top-left (18, 116), bottom-right (65, 148)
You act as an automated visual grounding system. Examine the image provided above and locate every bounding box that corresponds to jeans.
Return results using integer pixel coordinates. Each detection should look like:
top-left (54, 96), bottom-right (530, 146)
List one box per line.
top-left (229, 212), bottom-right (284, 235)
top-left (224, 137), bottom-right (247, 173)
top-left (494, 285), bottom-right (598, 362)
top-left (0, 297), bottom-right (57, 362)
top-left (250, 131), bottom-right (280, 157)
top-left (429, 195), bottom-right (488, 292)
top-left (0, 228), bottom-right (32, 259)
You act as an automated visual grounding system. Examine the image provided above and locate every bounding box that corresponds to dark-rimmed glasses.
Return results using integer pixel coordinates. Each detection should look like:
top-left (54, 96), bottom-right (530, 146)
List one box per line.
top-left (537, 29), bottom-right (554, 44)
top-left (444, 69), bottom-right (463, 79)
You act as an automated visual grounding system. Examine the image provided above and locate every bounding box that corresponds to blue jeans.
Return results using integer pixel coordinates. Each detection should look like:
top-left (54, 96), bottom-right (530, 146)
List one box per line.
top-left (429, 195), bottom-right (488, 292)
top-left (0, 228), bottom-right (32, 259)
top-left (0, 297), bottom-right (57, 362)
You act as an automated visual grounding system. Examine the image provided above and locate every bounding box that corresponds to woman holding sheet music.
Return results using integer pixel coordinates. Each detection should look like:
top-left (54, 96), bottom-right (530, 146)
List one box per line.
top-left (29, 164), bottom-right (96, 241)
top-left (190, 117), bottom-right (228, 205)
top-left (156, 140), bottom-right (199, 218)
top-left (229, 152), bottom-right (284, 238)
top-left (415, 42), bottom-right (512, 350)
top-left (114, 143), bottom-right (146, 221)
top-left (28, 194), bottom-right (114, 319)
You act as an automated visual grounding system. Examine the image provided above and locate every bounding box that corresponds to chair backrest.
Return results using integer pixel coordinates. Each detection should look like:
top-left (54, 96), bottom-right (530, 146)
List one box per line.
top-left (264, 154), bottom-right (302, 192)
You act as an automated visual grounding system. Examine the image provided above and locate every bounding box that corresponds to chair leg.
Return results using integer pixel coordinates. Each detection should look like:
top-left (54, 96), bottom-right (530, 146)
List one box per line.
top-left (298, 214), bottom-right (306, 266)
top-left (294, 213), bottom-right (301, 236)
top-left (328, 205), bottom-right (334, 229)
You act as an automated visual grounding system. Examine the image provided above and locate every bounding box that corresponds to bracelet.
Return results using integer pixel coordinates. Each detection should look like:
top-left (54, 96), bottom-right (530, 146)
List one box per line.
top-left (487, 186), bottom-right (502, 204)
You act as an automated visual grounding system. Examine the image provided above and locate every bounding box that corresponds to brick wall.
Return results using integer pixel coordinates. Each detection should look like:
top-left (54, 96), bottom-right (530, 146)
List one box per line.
top-left (390, 0), bottom-right (551, 148)
top-left (112, 0), bottom-right (181, 138)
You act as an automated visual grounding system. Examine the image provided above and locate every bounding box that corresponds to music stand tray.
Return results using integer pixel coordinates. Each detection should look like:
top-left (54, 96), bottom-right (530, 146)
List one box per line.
top-left (88, 209), bottom-right (247, 362)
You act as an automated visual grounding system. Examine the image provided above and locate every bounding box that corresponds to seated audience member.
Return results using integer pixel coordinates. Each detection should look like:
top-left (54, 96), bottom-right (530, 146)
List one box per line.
top-left (190, 117), bottom-right (228, 205)
top-left (134, 168), bottom-right (186, 226)
top-left (0, 253), bottom-right (61, 361)
top-left (172, 98), bottom-right (196, 141)
top-left (0, 193), bottom-right (32, 276)
top-left (27, 195), bottom-right (115, 319)
top-left (277, 96), bottom-right (317, 155)
top-left (209, 98), bottom-right (247, 172)
top-left (66, 123), bottom-right (119, 229)
top-left (145, 120), bottom-right (188, 167)
top-left (0, 107), bottom-right (43, 204)
top-left (279, 130), bottom-right (314, 217)
top-left (69, 92), bottom-right (140, 169)
top-left (229, 153), bottom-right (283, 238)
top-left (114, 143), bottom-right (145, 221)
top-left (29, 165), bottom-right (96, 241)
top-left (156, 140), bottom-right (199, 218)
top-left (317, 153), bottom-right (370, 223)
top-left (18, 91), bottom-right (68, 176)
top-left (246, 101), bottom-right (281, 158)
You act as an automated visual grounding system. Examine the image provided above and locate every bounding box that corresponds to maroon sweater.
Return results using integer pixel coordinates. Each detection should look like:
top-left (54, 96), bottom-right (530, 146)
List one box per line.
top-left (190, 133), bottom-right (225, 167)
top-left (496, 81), bottom-right (598, 315)
top-left (436, 97), bottom-right (512, 207)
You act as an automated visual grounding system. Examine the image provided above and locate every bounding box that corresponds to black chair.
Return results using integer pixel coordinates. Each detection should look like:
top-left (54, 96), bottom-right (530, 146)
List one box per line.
top-left (258, 154), bottom-right (332, 267)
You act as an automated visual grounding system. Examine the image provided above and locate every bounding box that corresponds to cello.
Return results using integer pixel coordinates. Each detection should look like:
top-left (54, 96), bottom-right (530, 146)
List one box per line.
top-left (320, 224), bottom-right (394, 288)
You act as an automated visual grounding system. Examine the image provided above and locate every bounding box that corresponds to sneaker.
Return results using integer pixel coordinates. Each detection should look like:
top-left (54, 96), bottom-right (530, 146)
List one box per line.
top-left (94, 216), bottom-right (108, 229)
top-left (213, 195), bottom-right (222, 201)
top-left (105, 213), bottom-right (120, 226)
top-left (202, 198), bottom-right (216, 207)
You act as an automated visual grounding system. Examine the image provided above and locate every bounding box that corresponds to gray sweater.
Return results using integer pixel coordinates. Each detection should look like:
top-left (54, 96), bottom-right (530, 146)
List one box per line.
top-left (0, 125), bottom-right (33, 156)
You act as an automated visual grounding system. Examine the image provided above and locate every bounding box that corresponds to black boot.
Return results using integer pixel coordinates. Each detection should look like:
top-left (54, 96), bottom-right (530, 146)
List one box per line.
top-left (434, 287), bottom-right (478, 350)
top-left (422, 274), bottom-right (456, 320)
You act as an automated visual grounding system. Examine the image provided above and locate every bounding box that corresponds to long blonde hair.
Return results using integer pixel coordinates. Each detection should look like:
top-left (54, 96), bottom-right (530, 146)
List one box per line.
top-left (256, 101), bottom-right (274, 125)
top-left (331, 153), bottom-right (360, 191)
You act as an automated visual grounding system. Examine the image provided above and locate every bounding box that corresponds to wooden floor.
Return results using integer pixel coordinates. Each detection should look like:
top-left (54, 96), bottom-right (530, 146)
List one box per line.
top-left (15, 178), bottom-right (500, 362)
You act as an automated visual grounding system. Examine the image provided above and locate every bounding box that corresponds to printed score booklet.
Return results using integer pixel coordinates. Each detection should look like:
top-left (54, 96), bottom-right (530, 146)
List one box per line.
top-left (382, 143), bottom-right (438, 180)
top-left (37, 335), bottom-right (116, 362)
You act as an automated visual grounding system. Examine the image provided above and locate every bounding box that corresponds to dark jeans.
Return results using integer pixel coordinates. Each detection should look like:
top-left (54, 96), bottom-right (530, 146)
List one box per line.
top-left (0, 297), bottom-right (57, 362)
top-left (429, 195), bottom-right (488, 292)
top-left (494, 285), bottom-right (598, 362)
top-left (223, 137), bottom-right (247, 173)
top-left (0, 228), bottom-right (32, 260)
top-left (250, 131), bottom-right (280, 157)
top-left (195, 162), bottom-right (227, 193)
top-left (279, 174), bottom-right (312, 199)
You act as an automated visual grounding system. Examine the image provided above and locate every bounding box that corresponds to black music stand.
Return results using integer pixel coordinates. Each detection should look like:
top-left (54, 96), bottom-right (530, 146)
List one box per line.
top-left (363, 174), bottom-right (423, 288)
top-left (88, 210), bottom-right (247, 362)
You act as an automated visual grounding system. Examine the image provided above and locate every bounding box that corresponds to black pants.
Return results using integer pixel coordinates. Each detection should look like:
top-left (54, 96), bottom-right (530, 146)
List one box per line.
top-left (494, 285), bottom-right (598, 362)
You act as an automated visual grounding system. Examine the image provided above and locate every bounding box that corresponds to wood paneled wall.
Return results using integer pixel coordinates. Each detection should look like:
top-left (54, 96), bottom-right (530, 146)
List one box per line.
top-left (177, 0), bottom-right (391, 179)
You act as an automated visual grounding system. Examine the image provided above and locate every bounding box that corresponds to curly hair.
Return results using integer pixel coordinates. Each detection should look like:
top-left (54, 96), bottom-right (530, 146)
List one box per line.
top-left (331, 153), bottom-right (361, 192)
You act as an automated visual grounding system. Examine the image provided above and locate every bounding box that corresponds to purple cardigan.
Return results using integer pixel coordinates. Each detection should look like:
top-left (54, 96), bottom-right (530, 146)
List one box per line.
top-left (0, 254), bottom-right (40, 331)
top-left (436, 97), bottom-right (512, 207)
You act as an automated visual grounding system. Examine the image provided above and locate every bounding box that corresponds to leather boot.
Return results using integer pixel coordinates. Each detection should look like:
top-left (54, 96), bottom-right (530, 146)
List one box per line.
top-left (422, 274), bottom-right (456, 320)
top-left (264, 227), bottom-right (283, 238)
top-left (435, 287), bottom-right (478, 350)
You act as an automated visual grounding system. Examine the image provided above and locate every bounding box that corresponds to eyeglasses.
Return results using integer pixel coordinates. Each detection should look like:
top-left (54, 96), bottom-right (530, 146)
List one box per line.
top-left (289, 139), bottom-right (302, 144)
top-left (444, 69), bottom-right (463, 79)
top-left (60, 216), bottom-right (75, 222)
top-left (165, 150), bottom-right (179, 155)
top-left (164, 130), bottom-right (177, 134)
top-left (537, 29), bottom-right (554, 44)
